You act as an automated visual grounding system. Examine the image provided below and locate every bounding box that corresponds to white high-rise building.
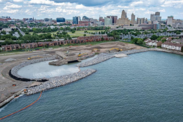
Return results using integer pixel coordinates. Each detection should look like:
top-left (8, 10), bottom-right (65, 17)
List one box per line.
top-left (104, 17), bottom-right (112, 26)
top-left (78, 16), bottom-right (81, 22)
top-left (167, 16), bottom-right (173, 26)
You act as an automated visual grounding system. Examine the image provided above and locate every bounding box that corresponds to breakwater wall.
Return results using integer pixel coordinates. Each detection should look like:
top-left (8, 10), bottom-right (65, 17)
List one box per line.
top-left (10, 56), bottom-right (57, 82)
top-left (76, 48), bottom-right (181, 67)
top-left (26, 69), bottom-right (96, 95)
top-left (77, 53), bottom-right (114, 67)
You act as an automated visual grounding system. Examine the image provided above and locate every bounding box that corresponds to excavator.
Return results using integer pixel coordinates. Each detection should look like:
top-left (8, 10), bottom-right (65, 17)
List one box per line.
top-left (109, 48), bottom-right (123, 52)
top-left (78, 53), bottom-right (87, 57)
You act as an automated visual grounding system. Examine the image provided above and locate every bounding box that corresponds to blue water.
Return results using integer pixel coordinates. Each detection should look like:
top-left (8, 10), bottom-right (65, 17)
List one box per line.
top-left (1, 51), bottom-right (183, 122)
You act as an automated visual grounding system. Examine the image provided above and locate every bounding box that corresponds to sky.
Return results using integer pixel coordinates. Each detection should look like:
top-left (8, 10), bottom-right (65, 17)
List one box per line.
top-left (0, 0), bottom-right (183, 20)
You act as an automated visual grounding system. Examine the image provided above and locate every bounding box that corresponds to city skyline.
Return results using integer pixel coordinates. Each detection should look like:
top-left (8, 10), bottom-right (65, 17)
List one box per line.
top-left (0, 0), bottom-right (183, 19)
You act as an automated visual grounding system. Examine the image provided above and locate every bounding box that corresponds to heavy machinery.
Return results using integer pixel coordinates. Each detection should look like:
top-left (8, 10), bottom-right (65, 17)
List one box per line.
top-left (92, 48), bottom-right (100, 52)
top-left (78, 53), bottom-right (87, 57)
top-left (109, 48), bottom-right (123, 52)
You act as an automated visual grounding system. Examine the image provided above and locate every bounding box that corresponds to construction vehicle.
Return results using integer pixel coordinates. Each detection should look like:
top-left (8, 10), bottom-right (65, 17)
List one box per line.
top-left (78, 53), bottom-right (87, 57)
top-left (92, 48), bottom-right (100, 52)
top-left (109, 48), bottom-right (122, 52)
top-left (28, 55), bottom-right (43, 60)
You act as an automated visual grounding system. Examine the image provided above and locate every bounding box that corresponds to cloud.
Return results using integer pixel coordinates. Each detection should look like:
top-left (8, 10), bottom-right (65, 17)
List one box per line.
top-left (53, 0), bottom-right (114, 6)
top-left (6, 9), bottom-right (19, 13)
top-left (161, 0), bottom-right (183, 8)
top-left (3, 2), bottom-right (22, 10)
top-left (13, 0), bottom-right (23, 2)
top-left (0, 0), bottom-right (182, 19)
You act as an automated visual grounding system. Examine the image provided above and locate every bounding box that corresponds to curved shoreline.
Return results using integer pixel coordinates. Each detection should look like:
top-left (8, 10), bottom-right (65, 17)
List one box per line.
top-left (77, 48), bottom-right (183, 67)
top-left (10, 56), bottom-right (57, 82)
top-left (1, 48), bottom-right (183, 108)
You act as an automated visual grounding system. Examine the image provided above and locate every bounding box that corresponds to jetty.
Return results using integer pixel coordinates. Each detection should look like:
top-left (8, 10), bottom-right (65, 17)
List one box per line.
top-left (25, 69), bottom-right (96, 95)
top-left (77, 53), bottom-right (114, 67)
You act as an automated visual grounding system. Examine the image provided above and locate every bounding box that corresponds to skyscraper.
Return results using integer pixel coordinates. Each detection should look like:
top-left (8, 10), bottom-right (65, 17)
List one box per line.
top-left (107, 16), bottom-right (118, 25)
top-left (116, 10), bottom-right (131, 25)
top-left (137, 18), bottom-right (145, 24)
top-left (167, 16), bottom-right (173, 26)
top-left (104, 17), bottom-right (112, 25)
top-left (78, 16), bottom-right (81, 22)
top-left (131, 13), bottom-right (135, 25)
top-left (99, 17), bottom-right (104, 22)
top-left (150, 12), bottom-right (161, 23)
top-left (82, 16), bottom-right (90, 21)
top-left (73, 16), bottom-right (78, 24)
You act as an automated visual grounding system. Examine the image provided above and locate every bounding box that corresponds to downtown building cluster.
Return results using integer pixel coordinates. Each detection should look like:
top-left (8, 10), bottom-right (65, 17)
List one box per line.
top-left (0, 9), bottom-right (183, 29)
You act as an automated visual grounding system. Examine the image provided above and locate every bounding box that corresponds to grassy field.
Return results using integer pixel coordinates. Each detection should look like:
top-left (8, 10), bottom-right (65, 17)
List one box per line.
top-left (68, 31), bottom-right (92, 37)
top-left (30, 31), bottom-right (93, 38)
top-left (86, 30), bottom-right (105, 33)
top-left (29, 32), bottom-right (58, 37)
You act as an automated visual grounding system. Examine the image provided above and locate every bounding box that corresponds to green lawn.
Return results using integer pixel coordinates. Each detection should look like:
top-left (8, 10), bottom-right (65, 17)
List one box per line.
top-left (86, 30), bottom-right (105, 33)
top-left (68, 31), bottom-right (92, 38)
top-left (29, 32), bottom-right (58, 37)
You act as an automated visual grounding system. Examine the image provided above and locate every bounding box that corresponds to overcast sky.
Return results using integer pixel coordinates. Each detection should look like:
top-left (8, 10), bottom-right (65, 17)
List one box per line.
top-left (0, 0), bottom-right (183, 20)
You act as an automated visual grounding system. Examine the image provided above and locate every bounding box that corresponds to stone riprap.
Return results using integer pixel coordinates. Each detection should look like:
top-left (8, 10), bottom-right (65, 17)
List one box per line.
top-left (10, 56), bottom-right (57, 81)
top-left (77, 53), bottom-right (114, 67)
top-left (76, 48), bottom-right (172, 67)
top-left (26, 69), bottom-right (96, 95)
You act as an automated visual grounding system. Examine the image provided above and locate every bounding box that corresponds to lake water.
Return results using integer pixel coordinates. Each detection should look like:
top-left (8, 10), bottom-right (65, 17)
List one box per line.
top-left (1, 51), bottom-right (183, 122)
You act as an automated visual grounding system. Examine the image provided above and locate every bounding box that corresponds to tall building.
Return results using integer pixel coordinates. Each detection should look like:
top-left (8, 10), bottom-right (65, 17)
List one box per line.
top-left (78, 16), bottom-right (81, 22)
top-left (107, 16), bottom-right (118, 25)
top-left (104, 17), bottom-right (112, 26)
top-left (56, 17), bottom-right (65, 23)
top-left (44, 18), bottom-right (52, 23)
top-left (131, 13), bottom-right (135, 25)
top-left (99, 17), bottom-right (104, 22)
top-left (73, 16), bottom-right (78, 24)
top-left (137, 18), bottom-right (145, 24)
top-left (167, 16), bottom-right (173, 26)
top-left (150, 12), bottom-right (161, 23)
top-left (82, 16), bottom-right (90, 21)
top-left (116, 10), bottom-right (131, 26)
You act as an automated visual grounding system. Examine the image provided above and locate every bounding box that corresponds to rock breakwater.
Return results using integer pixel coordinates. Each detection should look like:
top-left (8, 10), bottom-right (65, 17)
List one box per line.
top-left (77, 53), bottom-right (114, 67)
top-left (26, 69), bottom-right (96, 95)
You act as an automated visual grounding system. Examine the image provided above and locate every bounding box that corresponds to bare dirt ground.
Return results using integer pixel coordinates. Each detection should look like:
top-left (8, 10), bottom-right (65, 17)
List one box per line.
top-left (0, 41), bottom-right (145, 106)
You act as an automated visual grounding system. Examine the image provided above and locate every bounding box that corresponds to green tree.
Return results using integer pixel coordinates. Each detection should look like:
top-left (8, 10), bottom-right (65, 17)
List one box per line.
top-left (5, 38), bottom-right (13, 45)
top-left (84, 34), bottom-right (86, 36)
top-left (150, 35), bottom-right (158, 40)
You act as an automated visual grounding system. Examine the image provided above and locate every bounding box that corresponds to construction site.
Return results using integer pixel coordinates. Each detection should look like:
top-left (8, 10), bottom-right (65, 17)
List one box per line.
top-left (0, 41), bottom-right (145, 107)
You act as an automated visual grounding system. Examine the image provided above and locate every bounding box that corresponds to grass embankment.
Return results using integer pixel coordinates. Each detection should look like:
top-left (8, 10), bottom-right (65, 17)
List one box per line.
top-left (0, 41), bottom-right (115, 55)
